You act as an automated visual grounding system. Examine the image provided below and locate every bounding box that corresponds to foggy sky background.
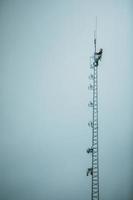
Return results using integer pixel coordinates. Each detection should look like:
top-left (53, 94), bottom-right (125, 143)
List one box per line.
top-left (1, 0), bottom-right (133, 200)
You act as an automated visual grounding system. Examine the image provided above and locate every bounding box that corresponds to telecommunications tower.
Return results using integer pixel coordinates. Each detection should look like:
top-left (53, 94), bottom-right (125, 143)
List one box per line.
top-left (86, 20), bottom-right (103, 200)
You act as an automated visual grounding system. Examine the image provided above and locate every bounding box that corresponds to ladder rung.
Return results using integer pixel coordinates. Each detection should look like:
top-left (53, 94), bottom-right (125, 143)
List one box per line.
top-left (93, 167), bottom-right (98, 169)
top-left (93, 151), bottom-right (98, 154)
top-left (93, 177), bottom-right (98, 180)
top-left (93, 157), bottom-right (98, 160)
top-left (93, 183), bottom-right (98, 186)
top-left (93, 175), bottom-right (98, 178)
top-left (93, 151), bottom-right (98, 155)
top-left (93, 188), bottom-right (98, 191)
top-left (93, 195), bottom-right (98, 198)
top-left (93, 171), bottom-right (98, 174)
top-left (93, 179), bottom-right (98, 182)
top-left (93, 138), bottom-right (98, 141)
top-left (93, 191), bottom-right (98, 194)
top-left (93, 154), bottom-right (98, 157)
top-left (93, 160), bottom-right (98, 163)
top-left (93, 191), bottom-right (99, 198)
top-left (93, 152), bottom-right (98, 155)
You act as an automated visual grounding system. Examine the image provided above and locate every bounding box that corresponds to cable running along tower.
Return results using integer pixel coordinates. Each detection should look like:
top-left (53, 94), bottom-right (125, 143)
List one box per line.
top-left (86, 22), bottom-right (103, 200)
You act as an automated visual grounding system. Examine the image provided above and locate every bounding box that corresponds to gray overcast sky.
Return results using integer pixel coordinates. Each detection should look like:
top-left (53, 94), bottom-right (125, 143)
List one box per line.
top-left (1, 0), bottom-right (133, 200)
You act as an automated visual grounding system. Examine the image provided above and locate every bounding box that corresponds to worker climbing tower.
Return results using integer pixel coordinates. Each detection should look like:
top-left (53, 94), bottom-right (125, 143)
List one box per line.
top-left (87, 20), bottom-right (103, 200)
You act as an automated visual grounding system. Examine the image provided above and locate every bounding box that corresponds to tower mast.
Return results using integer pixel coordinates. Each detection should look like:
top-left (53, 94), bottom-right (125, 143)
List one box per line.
top-left (87, 20), bottom-right (103, 200)
top-left (94, 17), bottom-right (97, 53)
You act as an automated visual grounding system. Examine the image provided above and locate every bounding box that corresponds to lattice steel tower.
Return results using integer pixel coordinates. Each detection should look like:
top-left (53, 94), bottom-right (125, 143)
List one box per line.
top-left (86, 25), bottom-right (103, 200)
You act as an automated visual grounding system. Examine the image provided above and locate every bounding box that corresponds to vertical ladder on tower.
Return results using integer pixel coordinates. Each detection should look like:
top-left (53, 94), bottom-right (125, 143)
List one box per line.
top-left (92, 64), bottom-right (99, 200)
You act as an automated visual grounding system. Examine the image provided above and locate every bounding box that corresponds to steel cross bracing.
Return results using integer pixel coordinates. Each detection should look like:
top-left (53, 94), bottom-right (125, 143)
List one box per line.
top-left (87, 39), bottom-right (102, 200)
